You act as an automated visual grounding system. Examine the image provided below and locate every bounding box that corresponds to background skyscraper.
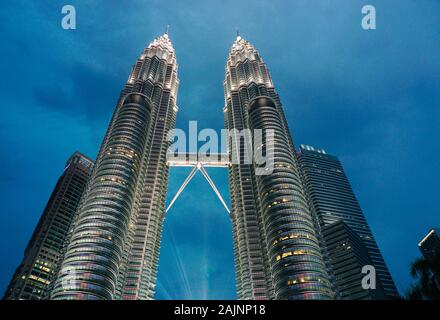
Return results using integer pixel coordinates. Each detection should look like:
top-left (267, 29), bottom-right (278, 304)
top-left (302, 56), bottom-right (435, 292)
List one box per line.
top-left (321, 220), bottom-right (385, 299)
top-left (51, 33), bottom-right (179, 300)
top-left (3, 152), bottom-right (93, 300)
top-left (224, 36), bottom-right (334, 300)
top-left (297, 144), bottom-right (398, 299)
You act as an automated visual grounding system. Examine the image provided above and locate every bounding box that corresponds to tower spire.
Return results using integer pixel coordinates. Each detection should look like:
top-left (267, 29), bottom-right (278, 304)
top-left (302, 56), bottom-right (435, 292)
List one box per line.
top-left (165, 24), bottom-right (170, 35)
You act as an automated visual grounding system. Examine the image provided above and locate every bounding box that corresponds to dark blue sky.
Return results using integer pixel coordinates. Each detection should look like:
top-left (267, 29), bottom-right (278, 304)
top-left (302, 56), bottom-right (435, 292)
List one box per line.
top-left (0, 0), bottom-right (439, 299)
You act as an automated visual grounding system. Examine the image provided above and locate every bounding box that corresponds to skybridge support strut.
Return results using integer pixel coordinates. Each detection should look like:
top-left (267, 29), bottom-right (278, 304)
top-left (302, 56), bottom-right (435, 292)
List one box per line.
top-left (165, 159), bottom-right (231, 217)
top-left (165, 164), bottom-right (198, 214)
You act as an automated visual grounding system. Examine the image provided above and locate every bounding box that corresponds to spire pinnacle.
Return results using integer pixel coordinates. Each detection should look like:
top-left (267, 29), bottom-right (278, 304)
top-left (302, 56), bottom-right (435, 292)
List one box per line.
top-left (234, 28), bottom-right (243, 43)
top-left (165, 24), bottom-right (170, 35)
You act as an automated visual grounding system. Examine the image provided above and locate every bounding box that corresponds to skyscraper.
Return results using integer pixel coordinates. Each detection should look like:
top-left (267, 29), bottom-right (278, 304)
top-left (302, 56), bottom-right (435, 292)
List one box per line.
top-left (51, 33), bottom-right (179, 300)
top-left (297, 144), bottom-right (398, 299)
top-left (321, 220), bottom-right (384, 299)
top-left (223, 36), bottom-right (334, 300)
top-left (3, 152), bottom-right (93, 300)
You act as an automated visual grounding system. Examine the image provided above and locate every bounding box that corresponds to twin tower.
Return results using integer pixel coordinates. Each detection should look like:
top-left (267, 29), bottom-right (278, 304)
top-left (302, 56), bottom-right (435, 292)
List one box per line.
top-left (50, 33), bottom-right (335, 300)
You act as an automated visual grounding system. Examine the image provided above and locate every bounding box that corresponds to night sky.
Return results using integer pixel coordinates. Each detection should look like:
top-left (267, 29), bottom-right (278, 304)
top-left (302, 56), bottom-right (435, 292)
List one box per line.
top-left (0, 0), bottom-right (439, 299)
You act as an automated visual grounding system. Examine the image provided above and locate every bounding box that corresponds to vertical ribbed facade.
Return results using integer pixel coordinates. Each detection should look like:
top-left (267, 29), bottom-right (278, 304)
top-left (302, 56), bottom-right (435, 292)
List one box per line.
top-left (224, 37), bottom-right (334, 300)
top-left (297, 145), bottom-right (399, 299)
top-left (51, 33), bottom-right (179, 300)
top-left (321, 220), bottom-right (384, 299)
top-left (3, 152), bottom-right (93, 300)
top-left (117, 34), bottom-right (179, 300)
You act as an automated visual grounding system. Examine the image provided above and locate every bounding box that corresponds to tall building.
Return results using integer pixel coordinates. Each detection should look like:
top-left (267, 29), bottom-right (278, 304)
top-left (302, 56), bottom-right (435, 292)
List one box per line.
top-left (3, 152), bottom-right (93, 300)
top-left (51, 33), bottom-right (179, 300)
top-left (223, 36), bottom-right (334, 300)
top-left (297, 144), bottom-right (398, 299)
top-left (418, 228), bottom-right (440, 260)
top-left (321, 220), bottom-right (384, 299)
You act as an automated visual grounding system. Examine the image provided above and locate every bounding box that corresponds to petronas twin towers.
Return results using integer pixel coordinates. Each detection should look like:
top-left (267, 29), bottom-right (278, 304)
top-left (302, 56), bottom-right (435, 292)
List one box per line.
top-left (50, 33), bottom-right (334, 300)
top-left (224, 37), bottom-right (333, 300)
top-left (51, 33), bottom-right (178, 300)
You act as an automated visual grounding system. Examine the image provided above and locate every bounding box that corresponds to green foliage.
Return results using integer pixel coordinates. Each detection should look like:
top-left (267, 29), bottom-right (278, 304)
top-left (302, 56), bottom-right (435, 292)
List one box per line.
top-left (406, 251), bottom-right (440, 300)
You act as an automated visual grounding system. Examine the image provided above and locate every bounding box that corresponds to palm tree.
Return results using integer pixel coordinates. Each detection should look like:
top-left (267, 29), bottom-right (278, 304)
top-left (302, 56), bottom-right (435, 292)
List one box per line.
top-left (406, 250), bottom-right (440, 300)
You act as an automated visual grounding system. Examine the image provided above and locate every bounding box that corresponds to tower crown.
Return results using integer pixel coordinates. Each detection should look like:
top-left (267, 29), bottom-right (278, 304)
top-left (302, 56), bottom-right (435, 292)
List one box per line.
top-left (229, 36), bottom-right (259, 63)
top-left (224, 36), bottom-right (273, 96)
top-left (148, 33), bottom-right (174, 54)
top-left (127, 32), bottom-right (179, 97)
top-left (139, 32), bottom-right (177, 67)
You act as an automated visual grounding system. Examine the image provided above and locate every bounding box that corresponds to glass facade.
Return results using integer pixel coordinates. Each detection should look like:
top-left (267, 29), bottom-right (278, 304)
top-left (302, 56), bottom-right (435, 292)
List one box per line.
top-left (321, 220), bottom-right (385, 299)
top-left (3, 152), bottom-right (93, 300)
top-left (297, 144), bottom-right (399, 299)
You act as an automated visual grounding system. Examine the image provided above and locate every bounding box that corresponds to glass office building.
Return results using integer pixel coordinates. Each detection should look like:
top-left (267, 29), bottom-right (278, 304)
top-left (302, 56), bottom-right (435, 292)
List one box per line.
top-left (3, 152), bottom-right (93, 300)
top-left (321, 220), bottom-right (385, 299)
top-left (297, 144), bottom-right (398, 299)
